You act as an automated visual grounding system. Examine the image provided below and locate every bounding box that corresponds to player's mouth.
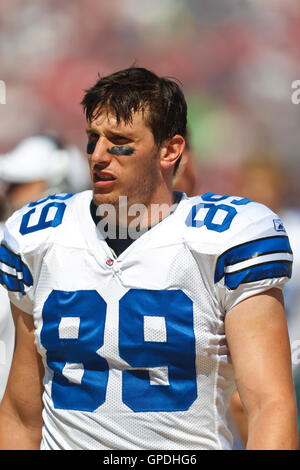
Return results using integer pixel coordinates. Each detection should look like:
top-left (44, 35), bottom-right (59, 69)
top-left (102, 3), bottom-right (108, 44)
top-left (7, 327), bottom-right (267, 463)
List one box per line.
top-left (93, 170), bottom-right (117, 187)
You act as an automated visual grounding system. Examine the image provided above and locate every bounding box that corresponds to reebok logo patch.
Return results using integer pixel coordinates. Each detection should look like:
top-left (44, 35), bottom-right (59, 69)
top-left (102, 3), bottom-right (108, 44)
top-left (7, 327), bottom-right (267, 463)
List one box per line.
top-left (273, 219), bottom-right (286, 233)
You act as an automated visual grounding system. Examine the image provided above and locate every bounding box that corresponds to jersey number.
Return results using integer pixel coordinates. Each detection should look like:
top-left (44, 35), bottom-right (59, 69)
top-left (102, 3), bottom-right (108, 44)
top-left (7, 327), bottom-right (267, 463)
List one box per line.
top-left (185, 192), bottom-right (250, 232)
top-left (19, 194), bottom-right (73, 235)
top-left (40, 289), bottom-right (197, 413)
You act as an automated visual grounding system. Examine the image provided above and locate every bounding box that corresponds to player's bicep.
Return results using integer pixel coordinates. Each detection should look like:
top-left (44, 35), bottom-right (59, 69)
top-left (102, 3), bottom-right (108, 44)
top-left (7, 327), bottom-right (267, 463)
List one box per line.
top-left (1, 303), bottom-right (44, 428)
top-left (225, 288), bottom-right (296, 416)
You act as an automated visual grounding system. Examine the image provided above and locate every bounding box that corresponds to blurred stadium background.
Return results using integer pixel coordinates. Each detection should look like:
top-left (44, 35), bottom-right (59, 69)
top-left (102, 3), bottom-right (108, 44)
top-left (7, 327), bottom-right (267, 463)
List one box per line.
top-left (0, 0), bottom-right (299, 448)
top-left (1, 0), bottom-right (300, 203)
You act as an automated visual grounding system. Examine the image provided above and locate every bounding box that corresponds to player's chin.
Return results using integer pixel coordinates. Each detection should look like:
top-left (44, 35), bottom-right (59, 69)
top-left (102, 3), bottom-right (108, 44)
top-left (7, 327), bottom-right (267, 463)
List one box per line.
top-left (92, 186), bottom-right (120, 207)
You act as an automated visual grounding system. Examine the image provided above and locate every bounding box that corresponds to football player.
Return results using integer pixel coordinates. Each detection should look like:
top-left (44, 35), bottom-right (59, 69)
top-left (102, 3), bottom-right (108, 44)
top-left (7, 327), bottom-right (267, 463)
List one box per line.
top-left (0, 67), bottom-right (297, 450)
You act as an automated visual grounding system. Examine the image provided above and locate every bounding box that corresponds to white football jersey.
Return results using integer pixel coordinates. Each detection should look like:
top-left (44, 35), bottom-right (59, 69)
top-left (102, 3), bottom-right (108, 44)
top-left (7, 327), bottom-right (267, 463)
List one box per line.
top-left (0, 223), bottom-right (14, 402)
top-left (0, 286), bottom-right (14, 402)
top-left (0, 190), bottom-right (292, 450)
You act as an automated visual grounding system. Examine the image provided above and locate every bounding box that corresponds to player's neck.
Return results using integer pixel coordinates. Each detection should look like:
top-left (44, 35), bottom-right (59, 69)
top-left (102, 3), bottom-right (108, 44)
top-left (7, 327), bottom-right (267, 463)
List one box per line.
top-left (135, 187), bottom-right (177, 228)
top-left (93, 186), bottom-right (177, 229)
top-left (91, 190), bottom-right (181, 231)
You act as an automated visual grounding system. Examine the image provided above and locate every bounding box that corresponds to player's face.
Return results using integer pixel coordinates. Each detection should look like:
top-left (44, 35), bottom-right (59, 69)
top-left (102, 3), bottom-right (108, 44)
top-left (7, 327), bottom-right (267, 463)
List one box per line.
top-left (86, 109), bottom-right (162, 211)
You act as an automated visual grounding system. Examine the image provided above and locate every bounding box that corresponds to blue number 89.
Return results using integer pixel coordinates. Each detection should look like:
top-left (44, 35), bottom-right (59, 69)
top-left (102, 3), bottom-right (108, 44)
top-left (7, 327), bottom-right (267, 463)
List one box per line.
top-left (185, 192), bottom-right (251, 233)
top-left (40, 289), bottom-right (197, 413)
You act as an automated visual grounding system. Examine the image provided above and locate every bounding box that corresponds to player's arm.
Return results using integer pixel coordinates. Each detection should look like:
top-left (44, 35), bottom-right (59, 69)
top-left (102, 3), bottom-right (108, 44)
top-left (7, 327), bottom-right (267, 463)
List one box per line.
top-left (0, 303), bottom-right (44, 450)
top-left (228, 389), bottom-right (248, 447)
top-left (225, 288), bottom-right (298, 450)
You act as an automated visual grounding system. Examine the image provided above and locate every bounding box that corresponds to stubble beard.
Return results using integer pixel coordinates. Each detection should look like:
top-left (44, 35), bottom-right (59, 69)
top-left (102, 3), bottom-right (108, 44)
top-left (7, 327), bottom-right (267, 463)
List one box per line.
top-left (93, 160), bottom-right (160, 228)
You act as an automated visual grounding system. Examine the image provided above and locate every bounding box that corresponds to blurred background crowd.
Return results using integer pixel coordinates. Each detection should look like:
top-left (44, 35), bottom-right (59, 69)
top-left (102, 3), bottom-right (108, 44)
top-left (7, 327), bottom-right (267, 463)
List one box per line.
top-left (0, 0), bottom-right (299, 449)
top-left (1, 0), bottom-right (300, 200)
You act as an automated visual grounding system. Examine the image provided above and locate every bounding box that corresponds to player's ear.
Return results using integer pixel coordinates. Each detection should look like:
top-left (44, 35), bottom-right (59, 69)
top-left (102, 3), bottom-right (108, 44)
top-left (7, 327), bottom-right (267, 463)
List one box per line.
top-left (159, 135), bottom-right (186, 171)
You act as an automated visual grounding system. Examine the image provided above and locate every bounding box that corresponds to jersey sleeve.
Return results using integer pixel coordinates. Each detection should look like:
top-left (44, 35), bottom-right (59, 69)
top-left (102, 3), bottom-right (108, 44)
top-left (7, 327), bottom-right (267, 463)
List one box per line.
top-left (0, 211), bottom-right (35, 314)
top-left (0, 192), bottom-right (79, 315)
top-left (214, 207), bottom-right (293, 313)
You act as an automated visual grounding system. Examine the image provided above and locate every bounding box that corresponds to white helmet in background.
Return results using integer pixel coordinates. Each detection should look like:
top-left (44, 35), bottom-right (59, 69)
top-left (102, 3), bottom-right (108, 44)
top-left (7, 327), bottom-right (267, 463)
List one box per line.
top-left (0, 134), bottom-right (91, 195)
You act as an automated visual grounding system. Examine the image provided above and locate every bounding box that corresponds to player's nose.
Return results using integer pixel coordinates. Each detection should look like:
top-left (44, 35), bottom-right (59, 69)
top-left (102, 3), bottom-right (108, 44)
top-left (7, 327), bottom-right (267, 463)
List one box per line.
top-left (88, 137), bottom-right (112, 165)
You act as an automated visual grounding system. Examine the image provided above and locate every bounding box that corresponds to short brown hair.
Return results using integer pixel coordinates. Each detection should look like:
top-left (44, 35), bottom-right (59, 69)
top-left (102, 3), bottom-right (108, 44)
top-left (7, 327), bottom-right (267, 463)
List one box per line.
top-left (81, 67), bottom-right (187, 149)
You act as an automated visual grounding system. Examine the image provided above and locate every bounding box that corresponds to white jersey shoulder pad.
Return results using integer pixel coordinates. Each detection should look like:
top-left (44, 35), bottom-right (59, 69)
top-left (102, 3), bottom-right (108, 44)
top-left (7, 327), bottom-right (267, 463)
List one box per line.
top-left (3, 192), bottom-right (86, 254)
top-left (183, 192), bottom-right (288, 250)
top-left (182, 192), bottom-right (292, 311)
top-left (0, 191), bottom-right (88, 313)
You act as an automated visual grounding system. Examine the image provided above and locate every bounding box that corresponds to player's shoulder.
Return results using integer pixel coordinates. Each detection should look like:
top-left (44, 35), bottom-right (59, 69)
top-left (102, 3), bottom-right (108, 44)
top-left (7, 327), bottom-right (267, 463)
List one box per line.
top-left (2, 190), bottom-right (91, 254)
top-left (180, 191), bottom-right (289, 255)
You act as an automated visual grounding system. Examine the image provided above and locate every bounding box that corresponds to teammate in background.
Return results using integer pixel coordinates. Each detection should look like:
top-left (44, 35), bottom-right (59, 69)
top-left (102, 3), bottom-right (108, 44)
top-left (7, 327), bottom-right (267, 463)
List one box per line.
top-left (0, 68), bottom-right (298, 450)
top-left (229, 154), bottom-right (300, 448)
top-left (0, 134), bottom-right (91, 214)
top-left (0, 135), bottom-right (90, 402)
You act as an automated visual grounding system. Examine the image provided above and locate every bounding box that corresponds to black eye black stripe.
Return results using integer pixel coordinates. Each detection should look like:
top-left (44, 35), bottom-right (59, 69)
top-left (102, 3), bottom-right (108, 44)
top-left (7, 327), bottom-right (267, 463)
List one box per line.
top-left (107, 146), bottom-right (134, 156)
top-left (87, 143), bottom-right (134, 156)
top-left (87, 141), bottom-right (96, 154)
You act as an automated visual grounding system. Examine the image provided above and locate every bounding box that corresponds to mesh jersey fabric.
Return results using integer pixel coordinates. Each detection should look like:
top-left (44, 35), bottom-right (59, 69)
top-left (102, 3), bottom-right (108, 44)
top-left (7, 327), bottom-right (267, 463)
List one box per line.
top-left (0, 190), bottom-right (292, 449)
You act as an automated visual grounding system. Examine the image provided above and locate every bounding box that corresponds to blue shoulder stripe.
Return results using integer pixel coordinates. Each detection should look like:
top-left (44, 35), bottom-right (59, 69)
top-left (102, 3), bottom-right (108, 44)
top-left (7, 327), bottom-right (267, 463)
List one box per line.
top-left (224, 260), bottom-right (292, 290)
top-left (0, 243), bottom-right (33, 293)
top-left (215, 236), bottom-right (292, 283)
top-left (0, 270), bottom-right (25, 293)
